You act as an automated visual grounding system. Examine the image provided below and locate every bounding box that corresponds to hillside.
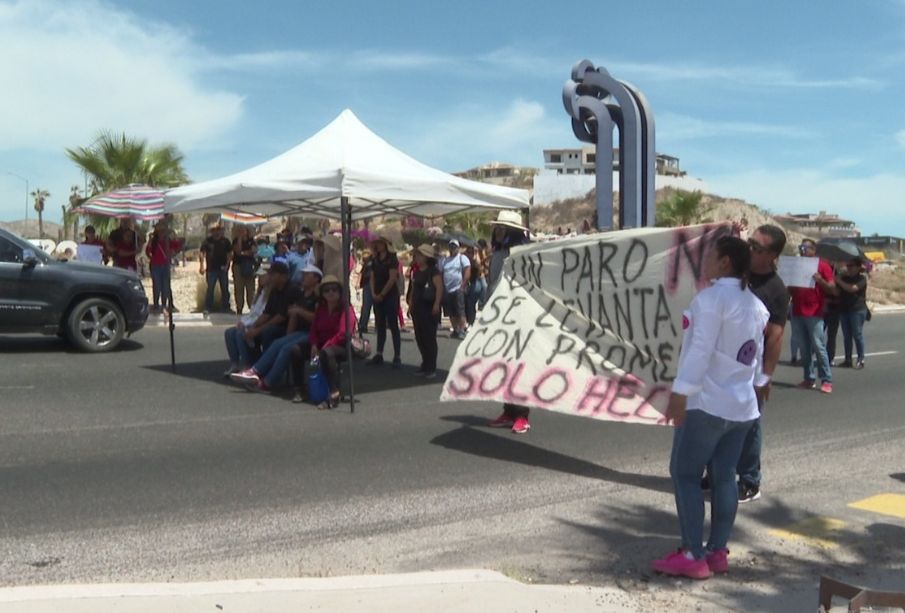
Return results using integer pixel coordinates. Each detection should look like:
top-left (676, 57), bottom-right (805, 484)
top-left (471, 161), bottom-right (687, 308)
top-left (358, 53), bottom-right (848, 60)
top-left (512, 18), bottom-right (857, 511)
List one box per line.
top-left (0, 219), bottom-right (62, 239)
top-left (529, 188), bottom-right (809, 251)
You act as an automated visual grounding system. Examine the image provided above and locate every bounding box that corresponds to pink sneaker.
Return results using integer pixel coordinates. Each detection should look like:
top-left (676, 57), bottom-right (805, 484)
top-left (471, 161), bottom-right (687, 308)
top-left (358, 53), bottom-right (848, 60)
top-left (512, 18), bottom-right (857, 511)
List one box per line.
top-left (706, 548), bottom-right (729, 574)
top-left (651, 549), bottom-right (711, 580)
top-left (819, 381), bottom-right (833, 394)
top-left (511, 417), bottom-right (531, 434)
top-left (488, 413), bottom-right (515, 428)
top-left (230, 368), bottom-right (259, 383)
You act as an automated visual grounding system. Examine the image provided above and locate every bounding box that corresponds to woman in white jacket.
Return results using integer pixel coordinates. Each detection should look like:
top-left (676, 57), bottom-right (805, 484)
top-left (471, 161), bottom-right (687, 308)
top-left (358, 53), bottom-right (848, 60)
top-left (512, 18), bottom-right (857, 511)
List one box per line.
top-left (652, 235), bottom-right (769, 580)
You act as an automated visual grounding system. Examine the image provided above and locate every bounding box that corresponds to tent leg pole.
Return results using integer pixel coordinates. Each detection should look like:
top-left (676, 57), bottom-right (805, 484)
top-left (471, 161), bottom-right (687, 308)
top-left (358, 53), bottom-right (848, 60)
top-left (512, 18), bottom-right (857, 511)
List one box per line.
top-left (341, 197), bottom-right (356, 413)
top-left (164, 236), bottom-right (176, 373)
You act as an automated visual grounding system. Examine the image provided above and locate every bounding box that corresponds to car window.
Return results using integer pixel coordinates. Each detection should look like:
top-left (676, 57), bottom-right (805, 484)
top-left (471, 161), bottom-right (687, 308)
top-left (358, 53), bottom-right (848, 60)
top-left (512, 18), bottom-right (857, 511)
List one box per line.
top-left (0, 235), bottom-right (24, 263)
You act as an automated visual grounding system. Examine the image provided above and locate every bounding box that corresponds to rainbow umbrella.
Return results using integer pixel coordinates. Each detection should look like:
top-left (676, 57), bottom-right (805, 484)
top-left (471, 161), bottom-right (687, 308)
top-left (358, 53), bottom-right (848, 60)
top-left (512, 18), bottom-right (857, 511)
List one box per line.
top-left (220, 211), bottom-right (267, 225)
top-left (77, 183), bottom-right (166, 220)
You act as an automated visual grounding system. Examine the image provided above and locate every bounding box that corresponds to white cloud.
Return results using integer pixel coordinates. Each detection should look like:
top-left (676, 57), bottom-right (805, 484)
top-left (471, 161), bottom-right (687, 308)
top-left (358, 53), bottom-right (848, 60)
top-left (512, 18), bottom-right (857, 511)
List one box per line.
top-left (658, 112), bottom-right (814, 141)
top-left (402, 99), bottom-right (565, 170)
top-left (707, 168), bottom-right (905, 236)
top-left (895, 129), bottom-right (905, 150)
top-left (0, 0), bottom-right (243, 152)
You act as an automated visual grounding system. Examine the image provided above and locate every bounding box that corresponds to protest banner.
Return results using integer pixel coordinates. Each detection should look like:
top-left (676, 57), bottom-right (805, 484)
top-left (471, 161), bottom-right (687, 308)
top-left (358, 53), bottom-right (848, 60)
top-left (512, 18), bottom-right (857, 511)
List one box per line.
top-left (440, 223), bottom-right (734, 425)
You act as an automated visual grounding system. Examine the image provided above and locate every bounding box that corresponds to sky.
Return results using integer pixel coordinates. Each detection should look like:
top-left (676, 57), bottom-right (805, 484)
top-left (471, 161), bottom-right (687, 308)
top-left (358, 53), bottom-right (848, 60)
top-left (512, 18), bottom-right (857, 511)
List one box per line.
top-left (2, 0), bottom-right (905, 236)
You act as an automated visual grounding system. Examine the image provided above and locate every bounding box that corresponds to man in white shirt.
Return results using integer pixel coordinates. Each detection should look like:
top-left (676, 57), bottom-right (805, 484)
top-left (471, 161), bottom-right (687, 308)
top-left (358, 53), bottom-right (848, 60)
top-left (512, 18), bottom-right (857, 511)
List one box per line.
top-left (440, 240), bottom-right (470, 340)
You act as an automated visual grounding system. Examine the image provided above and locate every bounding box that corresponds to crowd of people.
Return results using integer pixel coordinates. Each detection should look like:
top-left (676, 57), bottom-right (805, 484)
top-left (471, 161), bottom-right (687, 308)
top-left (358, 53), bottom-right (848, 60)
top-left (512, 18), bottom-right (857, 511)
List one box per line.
top-left (217, 211), bottom-right (531, 412)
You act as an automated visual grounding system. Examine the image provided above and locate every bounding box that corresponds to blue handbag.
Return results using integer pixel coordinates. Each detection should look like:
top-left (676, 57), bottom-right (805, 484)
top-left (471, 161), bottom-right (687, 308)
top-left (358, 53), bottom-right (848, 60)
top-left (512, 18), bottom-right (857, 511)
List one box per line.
top-left (307, 358), bottom-right (329, 404)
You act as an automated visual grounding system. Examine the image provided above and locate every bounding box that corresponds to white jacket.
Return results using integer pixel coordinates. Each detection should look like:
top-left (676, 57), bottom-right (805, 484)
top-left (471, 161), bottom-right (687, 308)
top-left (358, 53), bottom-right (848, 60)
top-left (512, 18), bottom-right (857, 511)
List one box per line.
top-left (672, 277), bottom-right (769, 422)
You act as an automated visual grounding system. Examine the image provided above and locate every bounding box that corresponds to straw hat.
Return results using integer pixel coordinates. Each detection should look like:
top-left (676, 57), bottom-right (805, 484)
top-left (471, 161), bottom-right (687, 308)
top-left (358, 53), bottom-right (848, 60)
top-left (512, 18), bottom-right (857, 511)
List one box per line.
top-left (370, 236), bottom-right (396, 253)
top-left (415, 244), bottom-right (437, 259)
top-left (492, 210), bottom-right (527, 231)
top-left (320, 274), bottom-right (342, 288)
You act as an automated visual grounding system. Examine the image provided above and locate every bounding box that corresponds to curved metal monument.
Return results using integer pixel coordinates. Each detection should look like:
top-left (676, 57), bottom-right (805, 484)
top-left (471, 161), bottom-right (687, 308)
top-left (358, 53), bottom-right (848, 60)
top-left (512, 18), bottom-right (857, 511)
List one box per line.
top-left (563, 59), bottom-right (656, 230)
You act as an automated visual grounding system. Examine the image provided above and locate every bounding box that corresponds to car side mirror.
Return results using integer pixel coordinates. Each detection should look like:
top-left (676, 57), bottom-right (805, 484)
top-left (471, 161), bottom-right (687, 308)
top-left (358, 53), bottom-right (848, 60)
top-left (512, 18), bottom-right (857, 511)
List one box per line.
top-left (22, 249), bottom-right (38, 267)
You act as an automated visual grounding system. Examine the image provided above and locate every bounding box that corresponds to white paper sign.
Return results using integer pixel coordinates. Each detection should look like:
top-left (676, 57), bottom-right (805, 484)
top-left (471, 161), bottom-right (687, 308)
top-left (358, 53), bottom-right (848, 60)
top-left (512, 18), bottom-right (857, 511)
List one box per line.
top-left (440, 223), bottom-right (736, 426)
top-left (777, 256), bottom-right (817, 288)
top-left (76, 244), bottom-right (104, 264)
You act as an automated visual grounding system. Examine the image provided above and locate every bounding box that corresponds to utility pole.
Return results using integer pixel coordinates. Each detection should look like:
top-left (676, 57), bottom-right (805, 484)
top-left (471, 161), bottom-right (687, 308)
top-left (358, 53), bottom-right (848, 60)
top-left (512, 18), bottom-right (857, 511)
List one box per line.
top-left (6, 171), bottom-right (29, 224)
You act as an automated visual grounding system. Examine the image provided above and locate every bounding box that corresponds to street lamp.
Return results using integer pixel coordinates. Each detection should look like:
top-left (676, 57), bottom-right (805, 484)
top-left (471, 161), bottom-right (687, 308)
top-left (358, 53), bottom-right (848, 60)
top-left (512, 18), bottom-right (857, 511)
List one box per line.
top-left (6, 171), bottom-right (29, 224)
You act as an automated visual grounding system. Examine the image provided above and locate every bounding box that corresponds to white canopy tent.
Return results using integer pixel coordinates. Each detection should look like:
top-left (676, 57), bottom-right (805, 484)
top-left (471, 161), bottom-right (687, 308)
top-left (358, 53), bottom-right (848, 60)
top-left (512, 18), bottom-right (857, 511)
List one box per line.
top-left (164, 110), bottom-right (530, 410)
top-left (165, 109), bottom-right (529, 219)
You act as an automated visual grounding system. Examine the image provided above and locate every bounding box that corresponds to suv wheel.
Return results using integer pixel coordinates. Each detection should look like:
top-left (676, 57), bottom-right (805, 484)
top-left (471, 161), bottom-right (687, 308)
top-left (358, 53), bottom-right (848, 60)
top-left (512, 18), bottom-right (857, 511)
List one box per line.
top-left (67, 298), bottom-right (125, 352)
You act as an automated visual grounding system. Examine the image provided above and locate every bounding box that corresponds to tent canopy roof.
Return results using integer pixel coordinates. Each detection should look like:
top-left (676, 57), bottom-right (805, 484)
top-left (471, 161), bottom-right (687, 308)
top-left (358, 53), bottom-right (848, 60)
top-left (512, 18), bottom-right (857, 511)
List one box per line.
top-left (165, 110), bottom-right (529, 221)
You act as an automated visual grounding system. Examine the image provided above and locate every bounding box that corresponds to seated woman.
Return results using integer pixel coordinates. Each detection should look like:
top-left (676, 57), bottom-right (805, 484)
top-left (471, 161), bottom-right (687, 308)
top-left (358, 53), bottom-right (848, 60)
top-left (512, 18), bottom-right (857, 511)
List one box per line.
top-left (289, 275), bottom-right (357, 409)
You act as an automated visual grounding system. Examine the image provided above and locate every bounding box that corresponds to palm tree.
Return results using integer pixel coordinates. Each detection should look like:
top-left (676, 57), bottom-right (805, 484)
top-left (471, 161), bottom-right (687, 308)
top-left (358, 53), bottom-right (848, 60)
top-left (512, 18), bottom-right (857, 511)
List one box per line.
top-left (656, 190), bottom-right (711, 227)
top-left (30, 188), bottom-right (50, 238)
top-left (66, 131), bottom-right (189, 235)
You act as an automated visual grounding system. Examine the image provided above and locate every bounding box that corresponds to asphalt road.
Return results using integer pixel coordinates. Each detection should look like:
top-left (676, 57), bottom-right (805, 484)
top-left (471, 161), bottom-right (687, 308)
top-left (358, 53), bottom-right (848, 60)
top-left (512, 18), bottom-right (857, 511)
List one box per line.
top-left (1, 314), bottom-right (903, 611)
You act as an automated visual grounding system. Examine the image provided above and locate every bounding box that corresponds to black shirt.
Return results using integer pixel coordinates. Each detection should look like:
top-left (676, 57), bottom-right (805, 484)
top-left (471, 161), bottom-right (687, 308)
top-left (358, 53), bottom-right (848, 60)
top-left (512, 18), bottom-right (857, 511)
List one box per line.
top-left (412, 266), bottom-right (441, 307)
top-left (233, 237), bottom-right (255, 266)
top-left (371, 252), bottom-right (399, 296)
top-left (264, 284), bottom-right (304, 319)
top-left (201, 236), bottom-right (233, 269)
top-left (749, 270), bottom-right (789, 327)
top-left (837, 273), bottom-right (867, 312)
top-left (295, 289), bottom-right (320, 331)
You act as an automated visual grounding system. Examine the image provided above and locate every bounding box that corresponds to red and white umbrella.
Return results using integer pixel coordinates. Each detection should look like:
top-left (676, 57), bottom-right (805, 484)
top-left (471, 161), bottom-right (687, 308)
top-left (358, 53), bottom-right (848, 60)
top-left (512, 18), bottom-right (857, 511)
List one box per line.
top-left (220, 211), bottom-right (267, 225)
top-left (77, 183), bottom-right (166, 220)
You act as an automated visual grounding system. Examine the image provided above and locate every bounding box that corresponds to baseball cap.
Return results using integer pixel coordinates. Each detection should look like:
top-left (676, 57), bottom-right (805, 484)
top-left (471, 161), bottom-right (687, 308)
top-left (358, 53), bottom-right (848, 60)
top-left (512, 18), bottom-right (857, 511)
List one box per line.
top-left (448, 239), bottom-right (460, 247)
top-left (301, 263), bottom-right (323, 278)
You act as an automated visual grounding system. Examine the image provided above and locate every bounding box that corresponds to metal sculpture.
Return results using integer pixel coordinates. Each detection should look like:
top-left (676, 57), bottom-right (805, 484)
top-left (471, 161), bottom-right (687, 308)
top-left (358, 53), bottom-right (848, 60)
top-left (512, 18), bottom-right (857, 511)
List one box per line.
top-left (563, 60), bottom-right (656, 229)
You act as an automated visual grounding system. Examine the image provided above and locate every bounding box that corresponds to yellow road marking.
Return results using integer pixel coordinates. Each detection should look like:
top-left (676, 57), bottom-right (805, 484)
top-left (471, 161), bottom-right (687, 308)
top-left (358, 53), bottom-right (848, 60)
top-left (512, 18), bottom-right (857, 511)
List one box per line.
top-left (768, 517), bottom-right (846, 549)
top-left (849, 494), bottom-right (905, 520)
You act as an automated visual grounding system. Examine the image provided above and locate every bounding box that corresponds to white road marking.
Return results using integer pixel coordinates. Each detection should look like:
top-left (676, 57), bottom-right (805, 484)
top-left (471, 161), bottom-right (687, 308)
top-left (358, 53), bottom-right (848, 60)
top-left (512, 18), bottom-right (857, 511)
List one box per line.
top-left (0, 385), bottom-right (35, 390)
top-left (864, 351), bottom-right (897, 357)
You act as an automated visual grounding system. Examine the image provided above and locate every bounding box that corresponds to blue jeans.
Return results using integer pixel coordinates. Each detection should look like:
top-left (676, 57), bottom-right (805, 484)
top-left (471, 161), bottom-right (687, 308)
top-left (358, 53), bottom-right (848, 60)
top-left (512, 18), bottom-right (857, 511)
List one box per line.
top-left (670, 409), bottom-right (754, 559)
top-left (224, 324), bottom-right (286, 368)
top-left (736, 417), bottom-right (762, 487)
top-left (789, 315), bottom-right (801, 360)
top-left (205, 268), bottom-right (230, 311)
top-left (465, 278), bottom-right (486, 326)
top-left (839, 309), bottom-right (867, 363)
top-left (150, 264), bottom-right (171, 307)
top-left (792, 316), bottom-right (832, 383)
top-left (253, 331), bottom-right (309, 388)
top-left (359, 285), bottom-right (373, 334)
top-left (224, 327), bottom-right (254, 367)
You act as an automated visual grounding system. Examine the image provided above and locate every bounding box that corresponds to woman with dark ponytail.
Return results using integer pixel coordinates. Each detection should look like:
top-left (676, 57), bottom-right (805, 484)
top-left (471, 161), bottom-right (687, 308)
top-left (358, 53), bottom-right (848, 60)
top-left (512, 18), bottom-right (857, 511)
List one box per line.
top-left (652, 235), bottom-right (768, 580)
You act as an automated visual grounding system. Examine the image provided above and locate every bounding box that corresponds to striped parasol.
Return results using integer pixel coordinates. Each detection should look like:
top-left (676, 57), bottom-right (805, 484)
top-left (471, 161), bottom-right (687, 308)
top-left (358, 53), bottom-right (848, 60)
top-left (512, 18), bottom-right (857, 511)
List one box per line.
top-left (77, 183), bottom-right (166, 220)
top-left (221, 211), bottom-right (268, 225)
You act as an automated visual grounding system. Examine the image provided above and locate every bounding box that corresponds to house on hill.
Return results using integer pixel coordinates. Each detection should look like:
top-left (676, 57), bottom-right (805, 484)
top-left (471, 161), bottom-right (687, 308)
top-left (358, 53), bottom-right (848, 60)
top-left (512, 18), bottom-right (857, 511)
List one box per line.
top-left (774, 211), bottom-right (860, 239)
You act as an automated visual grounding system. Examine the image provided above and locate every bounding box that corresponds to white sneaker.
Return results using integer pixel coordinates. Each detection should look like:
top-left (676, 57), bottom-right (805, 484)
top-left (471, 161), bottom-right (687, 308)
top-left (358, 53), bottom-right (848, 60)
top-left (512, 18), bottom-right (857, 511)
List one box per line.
top-left (223, 364), bottom-right (240, 378)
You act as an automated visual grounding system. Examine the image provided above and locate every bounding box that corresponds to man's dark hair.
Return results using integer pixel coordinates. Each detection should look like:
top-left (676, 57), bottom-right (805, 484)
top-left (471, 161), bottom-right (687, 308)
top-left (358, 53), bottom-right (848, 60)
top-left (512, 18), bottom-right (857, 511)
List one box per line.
top-left (755, 224), bottom-right (786, 254)
top-left (716, 235), bottom-right (752, 289)
top-left (85, 225), bottom-right (96, 234)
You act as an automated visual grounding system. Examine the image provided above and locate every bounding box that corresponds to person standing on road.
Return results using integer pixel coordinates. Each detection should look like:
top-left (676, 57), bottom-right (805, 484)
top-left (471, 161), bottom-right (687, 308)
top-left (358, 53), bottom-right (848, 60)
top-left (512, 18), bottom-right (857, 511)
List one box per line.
top-left (463, 243), bottom-right (486, 329)
top-left (369, 236), bottom-right (402, 369)
top-left (653, 235), bottom-right (768, 580)
top-left (145, 220), bottom-right (182, 314)
top-left (734, 225), bottom-right (789, 504)
top-left (790, 238), bottom-right (836, 393)
top-left (407, 244), bottom-right (443, 378)
top-left (232, 225), bottom-right (257, 315)
top-left (358, 252), bottom-right (374, 334)
top-left (439, 239), bottom-right (470, 340)
top-left (484, 211), bottom-right (532, 434)
top-left (836, 258), bottom-right (869, 369)
top-left (200, 225), bottom-right (233, 314)
top-left (108, 218), bottom-right (140, 272)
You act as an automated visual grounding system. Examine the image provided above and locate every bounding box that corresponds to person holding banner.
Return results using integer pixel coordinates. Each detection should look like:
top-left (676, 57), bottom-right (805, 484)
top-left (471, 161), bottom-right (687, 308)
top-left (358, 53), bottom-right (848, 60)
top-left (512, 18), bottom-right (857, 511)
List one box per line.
top-left (653, 236), bottom-right (768, 580)
top-left (484, 210), bottom-right (533, 434)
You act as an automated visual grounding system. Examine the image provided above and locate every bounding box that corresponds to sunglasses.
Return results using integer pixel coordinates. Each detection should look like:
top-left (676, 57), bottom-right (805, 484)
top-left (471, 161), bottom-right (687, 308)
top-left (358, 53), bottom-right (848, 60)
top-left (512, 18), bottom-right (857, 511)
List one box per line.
top-left (322, 286), bottom-right (341, 294)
